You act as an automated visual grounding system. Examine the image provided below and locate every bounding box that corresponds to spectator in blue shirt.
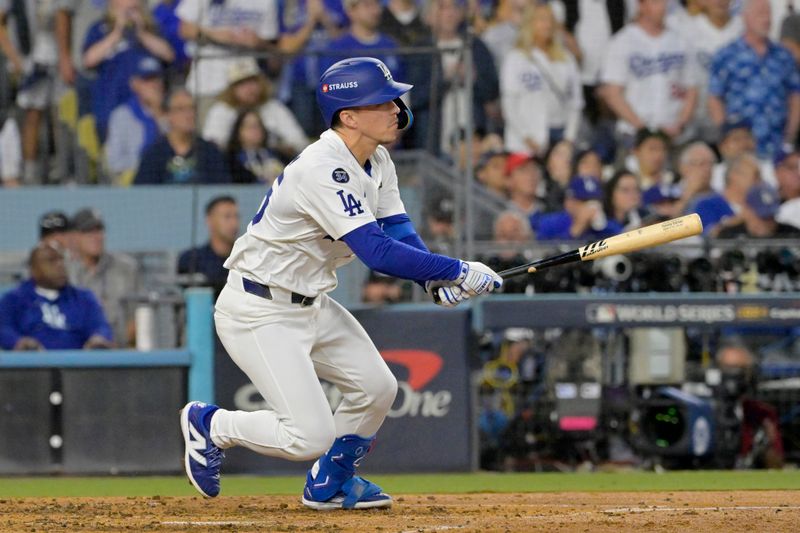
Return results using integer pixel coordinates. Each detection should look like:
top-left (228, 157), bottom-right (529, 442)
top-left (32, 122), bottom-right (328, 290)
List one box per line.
top-left (152, 0), bottom-right (191, 78)
top-left (718, 183), bottom-right (800, 238)
top-left (82, 0), bottom-right (174, 142)
top-left (177, 196), bottom-right (240, 296)
top-left (278, 0), bottom-right (348, 137)
top-left (135, 87), bottom-right (230, 184)
top-left (536, 175), bottom-right (623, 240)
top-left (708, 0), bottom-right (800, 159)
top-left (0, 243), bottom-right (113, 351)
top-left (105, 56), bottom-right (167, 185)
top-left (692, 153), bottom-right (761, 235)
top-left (319, 0), bottom-right (403, 81)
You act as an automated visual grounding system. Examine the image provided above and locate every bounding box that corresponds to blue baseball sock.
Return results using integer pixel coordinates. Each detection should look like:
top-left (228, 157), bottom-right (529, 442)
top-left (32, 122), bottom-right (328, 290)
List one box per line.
top-left (304, 434), bottom-right (374, 502)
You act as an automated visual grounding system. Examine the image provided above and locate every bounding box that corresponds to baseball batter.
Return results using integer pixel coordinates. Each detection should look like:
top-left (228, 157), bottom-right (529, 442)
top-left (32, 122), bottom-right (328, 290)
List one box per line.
top-left (180, 57), bottom-right (503, 510)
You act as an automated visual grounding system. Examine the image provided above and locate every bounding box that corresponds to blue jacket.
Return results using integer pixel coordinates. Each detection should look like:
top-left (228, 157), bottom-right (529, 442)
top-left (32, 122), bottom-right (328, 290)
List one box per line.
top-left (83, 21), bottom-right (163, 141)
top-left (536, 211), bottom-right (622, 241)
top-left (691, 193), bottom-right (734, 234)
top-left (0, 280), bottom-right (113, 350)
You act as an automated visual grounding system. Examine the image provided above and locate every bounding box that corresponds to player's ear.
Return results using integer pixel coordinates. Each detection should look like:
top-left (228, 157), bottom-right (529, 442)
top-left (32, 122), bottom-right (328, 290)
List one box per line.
top-left (338, 108), bottom-right (359, 129)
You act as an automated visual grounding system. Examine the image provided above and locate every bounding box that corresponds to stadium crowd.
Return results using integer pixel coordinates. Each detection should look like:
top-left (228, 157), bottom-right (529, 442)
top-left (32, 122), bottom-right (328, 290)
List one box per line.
top-left (2, 0), bottom-right (800, 313)
top-left (0, 0), bottom-right (798, 232)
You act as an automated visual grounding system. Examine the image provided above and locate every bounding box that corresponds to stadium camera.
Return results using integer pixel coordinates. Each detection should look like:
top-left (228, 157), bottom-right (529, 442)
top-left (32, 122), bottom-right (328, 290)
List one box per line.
top-left (686, 256), bottom-right (716, 292)
top-left (629, 387), bottom-right (715, 465)
top-left (595, 255), bottom-right (633, 282)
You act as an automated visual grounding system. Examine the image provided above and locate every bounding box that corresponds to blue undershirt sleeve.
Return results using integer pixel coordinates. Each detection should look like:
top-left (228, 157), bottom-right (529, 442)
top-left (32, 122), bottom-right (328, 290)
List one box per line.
top-left (378, 213), bottom-right (430, 252)
top-left (342, 222), bottom-right (461, 282)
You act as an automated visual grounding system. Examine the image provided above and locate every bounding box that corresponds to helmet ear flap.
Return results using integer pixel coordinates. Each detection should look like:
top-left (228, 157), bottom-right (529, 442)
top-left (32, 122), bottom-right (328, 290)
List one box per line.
top-left (394, 98), bottom-right (413, 130)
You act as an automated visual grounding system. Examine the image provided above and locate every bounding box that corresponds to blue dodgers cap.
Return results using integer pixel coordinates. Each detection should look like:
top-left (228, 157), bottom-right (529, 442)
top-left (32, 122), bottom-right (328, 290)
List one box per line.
top-left (643, 183), bottom-right (682, 205)
top-left (566, 175), bottom-right (603, 201)
top-left (746, 184), bottom-right (781, 218)
top-left (134, 56), bottom-right (163, 78)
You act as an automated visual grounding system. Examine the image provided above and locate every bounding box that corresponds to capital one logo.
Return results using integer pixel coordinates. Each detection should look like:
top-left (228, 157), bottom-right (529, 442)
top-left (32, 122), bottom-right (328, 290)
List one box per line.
top-left (232, 349), bottom-right (452, 419)
top-left (381, 349), bottom-right (451, 418)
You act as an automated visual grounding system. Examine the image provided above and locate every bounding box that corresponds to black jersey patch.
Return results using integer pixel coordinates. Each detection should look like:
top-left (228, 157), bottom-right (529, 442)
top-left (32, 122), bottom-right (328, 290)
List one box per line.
top-left (332, 168), bottom-right (350, 183)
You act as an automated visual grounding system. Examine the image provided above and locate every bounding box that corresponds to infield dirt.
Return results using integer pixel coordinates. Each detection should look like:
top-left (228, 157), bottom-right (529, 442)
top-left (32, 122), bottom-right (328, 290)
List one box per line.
top-left (2, 491), bottom-right (798, 532)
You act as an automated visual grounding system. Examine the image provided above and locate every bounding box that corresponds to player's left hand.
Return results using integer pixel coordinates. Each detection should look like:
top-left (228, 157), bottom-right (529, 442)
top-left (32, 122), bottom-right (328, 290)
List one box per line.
top-left (456, 261), bottom-right (503, 296)
top-left (431, 284), bottom-right (470, 307)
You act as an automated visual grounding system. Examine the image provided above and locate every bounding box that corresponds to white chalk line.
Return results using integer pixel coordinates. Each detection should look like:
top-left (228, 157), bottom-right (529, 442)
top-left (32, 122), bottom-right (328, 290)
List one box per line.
top-left (160, 505), bottom-right (800, 527)
top-left (399, 527), bottom-right (465, 533)
top-left (161, 521), bottom-right (265, 526)
top-left (603, 505), bottom-right (800, 514)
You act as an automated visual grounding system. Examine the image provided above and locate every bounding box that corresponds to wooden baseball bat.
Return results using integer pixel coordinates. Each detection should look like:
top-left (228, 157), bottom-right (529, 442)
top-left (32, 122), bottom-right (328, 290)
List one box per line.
top-left (498, 213), bottom-right (703, 279)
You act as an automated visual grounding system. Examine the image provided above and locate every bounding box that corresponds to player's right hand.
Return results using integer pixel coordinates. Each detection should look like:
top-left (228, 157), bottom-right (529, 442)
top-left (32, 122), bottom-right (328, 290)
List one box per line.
top-left (431, 284), bottom-right (470, 307)
top-left (456, 261), bottom-right (503, 296)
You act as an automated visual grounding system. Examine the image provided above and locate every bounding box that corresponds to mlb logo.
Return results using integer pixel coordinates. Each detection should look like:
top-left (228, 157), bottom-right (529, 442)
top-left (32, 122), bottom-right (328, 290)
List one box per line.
top-left (322, 84), bottom-right (329, 93)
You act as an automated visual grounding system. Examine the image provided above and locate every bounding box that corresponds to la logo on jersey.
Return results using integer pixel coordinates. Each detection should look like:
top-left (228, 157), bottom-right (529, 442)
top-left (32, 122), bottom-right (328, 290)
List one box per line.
top-left (332, 168), bottom-right (349, 183)
top-left (41, 303), bottom-right (67, 330)
top-left (336, 190), bottom-right (364, 217)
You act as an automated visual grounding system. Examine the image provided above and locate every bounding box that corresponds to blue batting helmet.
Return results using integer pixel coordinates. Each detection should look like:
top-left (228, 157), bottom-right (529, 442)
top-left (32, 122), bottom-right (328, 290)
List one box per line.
top-left (316, 57), bottom-right (413, 130)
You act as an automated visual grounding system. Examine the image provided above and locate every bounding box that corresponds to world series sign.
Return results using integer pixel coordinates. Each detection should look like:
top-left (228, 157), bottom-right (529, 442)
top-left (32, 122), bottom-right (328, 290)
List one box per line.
top-left (481, 294), bottom-right (800, 329)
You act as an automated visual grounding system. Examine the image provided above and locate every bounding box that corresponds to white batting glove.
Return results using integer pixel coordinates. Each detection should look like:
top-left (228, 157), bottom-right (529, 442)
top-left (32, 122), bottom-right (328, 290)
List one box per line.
top-left (455, 261), bottom-right (503, 296)
top-left (432, 284), bottom-right (470, 307)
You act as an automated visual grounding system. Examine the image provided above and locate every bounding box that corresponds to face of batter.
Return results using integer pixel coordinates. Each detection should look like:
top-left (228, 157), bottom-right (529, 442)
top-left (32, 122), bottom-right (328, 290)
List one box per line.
top-left (344, 100), bottom-right (401, 145)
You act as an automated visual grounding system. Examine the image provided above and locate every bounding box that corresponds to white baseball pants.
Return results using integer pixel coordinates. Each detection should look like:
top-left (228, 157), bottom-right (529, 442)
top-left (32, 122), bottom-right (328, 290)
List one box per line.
top-left (210, 271), bottom-right (398, 461)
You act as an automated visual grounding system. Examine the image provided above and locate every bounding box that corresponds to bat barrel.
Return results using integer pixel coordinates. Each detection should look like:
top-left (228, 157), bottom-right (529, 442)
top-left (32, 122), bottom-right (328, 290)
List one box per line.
top-left (495, 214), bottom-right (703, 280)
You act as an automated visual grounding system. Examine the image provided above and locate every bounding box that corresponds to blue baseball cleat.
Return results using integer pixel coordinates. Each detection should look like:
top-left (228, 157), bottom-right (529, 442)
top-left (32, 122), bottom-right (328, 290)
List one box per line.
top-left (301, 435), bottom-right (392, 510)
top-left (302, 473), bottom-right (393, 510)
top-left (180, 401), bottom-right (224, 498)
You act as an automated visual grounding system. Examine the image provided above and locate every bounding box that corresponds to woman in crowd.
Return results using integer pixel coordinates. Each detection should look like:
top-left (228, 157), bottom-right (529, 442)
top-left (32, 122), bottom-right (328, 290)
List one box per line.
top-left (573, 148), bottom-right (604, 180)
top-left (541, 139), bottom-right (573, 211)
top-left (82, 0), bottom-right (174, 142)
top-left (226, 109), bottom-right (284, 185)
top-left (203, 58), bottom-right (308, 162)
top-left (603, 169), bottom-right (644, 230)
top-left (500, 3), bottom-right (583, 156)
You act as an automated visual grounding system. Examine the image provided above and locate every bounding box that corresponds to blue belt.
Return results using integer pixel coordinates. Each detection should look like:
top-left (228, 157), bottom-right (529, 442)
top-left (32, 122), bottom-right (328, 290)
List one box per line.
top-left (241, 277), bottom-right (316, 306)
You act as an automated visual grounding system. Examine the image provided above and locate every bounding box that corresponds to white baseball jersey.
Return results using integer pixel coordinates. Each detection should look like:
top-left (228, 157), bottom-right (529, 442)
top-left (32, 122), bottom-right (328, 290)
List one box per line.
top-left (686, 14), bottom-right (742, 122)
top-left (224, 129), bottom-right (406, 297)
top-left (177, 0), bottom-right (279, 96)
top-left (601, 23), bottom-right (697, 135)
top-left (501, 48), bottom-right (583, 153)
top-left (777, 197), bottom-right (800, 229)
top-left (573, 0), bottom-right (614, 85)
top-left (202, 99), bottom-right (308, 152)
